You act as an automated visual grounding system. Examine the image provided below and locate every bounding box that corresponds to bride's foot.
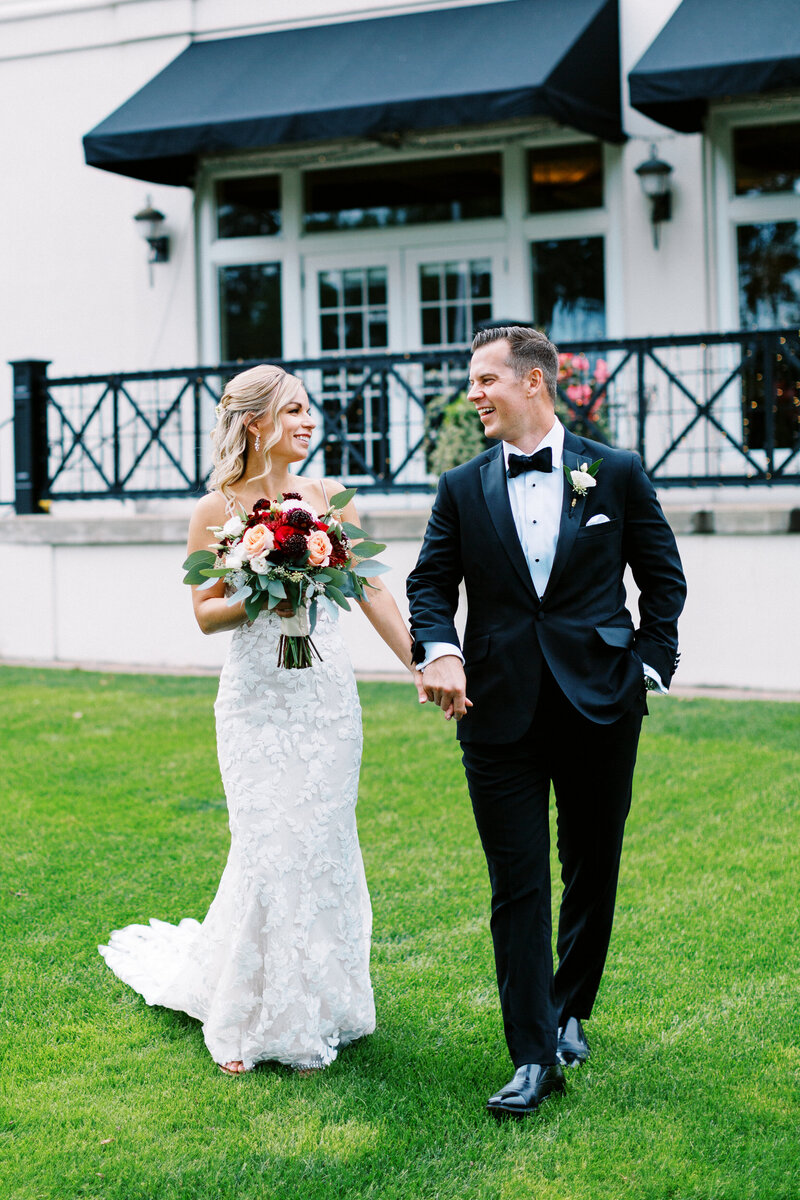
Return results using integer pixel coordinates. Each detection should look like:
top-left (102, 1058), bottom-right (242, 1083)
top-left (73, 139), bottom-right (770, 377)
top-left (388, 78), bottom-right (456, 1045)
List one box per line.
top-left (218, 1060), bottom-right (248, 1076)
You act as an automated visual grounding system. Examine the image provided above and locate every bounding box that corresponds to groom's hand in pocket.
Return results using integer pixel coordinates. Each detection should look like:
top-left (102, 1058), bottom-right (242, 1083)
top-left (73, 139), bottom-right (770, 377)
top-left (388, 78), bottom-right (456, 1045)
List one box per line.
top-left (422, 656), bottom-right (473, 722)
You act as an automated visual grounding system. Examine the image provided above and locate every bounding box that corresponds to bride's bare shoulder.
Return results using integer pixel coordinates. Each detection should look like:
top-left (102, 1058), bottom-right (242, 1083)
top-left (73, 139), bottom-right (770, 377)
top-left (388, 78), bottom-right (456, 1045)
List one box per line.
top-left (188, 490), bottom-right (229, 542)
top-left (193, 490), bottom-right (230, 521)
top-left (323, 477), bottom-right (352, 502)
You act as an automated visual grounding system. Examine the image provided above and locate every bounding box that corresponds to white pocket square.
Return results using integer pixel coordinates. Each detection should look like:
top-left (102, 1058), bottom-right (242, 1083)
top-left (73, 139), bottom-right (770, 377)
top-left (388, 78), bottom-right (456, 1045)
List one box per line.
top-left (586, 513), bottom-right (610, 526)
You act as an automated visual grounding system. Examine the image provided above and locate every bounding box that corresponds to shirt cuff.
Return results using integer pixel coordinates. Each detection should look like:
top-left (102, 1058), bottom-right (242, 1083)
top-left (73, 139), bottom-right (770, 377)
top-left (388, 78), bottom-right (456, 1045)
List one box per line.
top-left (419, 641), bottom-right (464, 671)
top-left (643, 663), bottom-right (668, 694)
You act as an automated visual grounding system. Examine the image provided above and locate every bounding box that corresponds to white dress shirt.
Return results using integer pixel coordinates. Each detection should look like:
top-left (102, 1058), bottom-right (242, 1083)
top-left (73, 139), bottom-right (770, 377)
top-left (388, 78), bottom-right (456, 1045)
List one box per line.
top-left (504, 419), bottom-right (565, 598)
top-left (420, 417), bottom-right (666, 691)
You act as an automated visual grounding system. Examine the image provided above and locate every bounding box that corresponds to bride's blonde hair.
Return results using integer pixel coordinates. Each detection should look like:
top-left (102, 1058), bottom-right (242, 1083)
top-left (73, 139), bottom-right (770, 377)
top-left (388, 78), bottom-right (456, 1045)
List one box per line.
top-left (209, 364), bottom-right (304, 500)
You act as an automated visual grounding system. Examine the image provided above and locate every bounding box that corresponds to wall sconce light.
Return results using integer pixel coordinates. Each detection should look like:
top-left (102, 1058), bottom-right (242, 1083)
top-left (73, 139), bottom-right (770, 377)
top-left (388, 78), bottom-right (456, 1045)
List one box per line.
top-left (133, 199), bottom-right (169, 264)
top-left (635, 145), bottom-right (674, 249)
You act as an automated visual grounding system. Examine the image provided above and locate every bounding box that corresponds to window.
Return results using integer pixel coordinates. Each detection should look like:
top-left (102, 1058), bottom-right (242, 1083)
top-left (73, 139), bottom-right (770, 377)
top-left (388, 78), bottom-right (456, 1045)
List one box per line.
top-left (531, 237), bottom-right (605, 341)
top-left (216, 177), bottom-right (281, 238)
top-left (527, 143), bottom-right (603, 213)
top-left (419, 259), bottom-right (492, 346)
top-left (218, 264), bottom-right (282, 361)
top-left (738, 222), bottom-right (800, 328)
top-left (313, 266), bottom-right (390, 475)
top-left (737, 222), bottom-right (800, 450)
top-left (729, 119), bottom-right (800, 451)
top-left (733, 123), bottom-right (800, 197)
top-left (304, 154), bottom-right (502, 233)
top-left (317, 268), bottom-right (388, 353)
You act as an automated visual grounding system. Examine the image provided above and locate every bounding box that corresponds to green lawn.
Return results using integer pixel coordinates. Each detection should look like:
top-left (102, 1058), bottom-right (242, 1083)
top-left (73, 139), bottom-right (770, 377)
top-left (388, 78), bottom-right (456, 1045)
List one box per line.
top-left (1, 666), bottom-right (798, 1200)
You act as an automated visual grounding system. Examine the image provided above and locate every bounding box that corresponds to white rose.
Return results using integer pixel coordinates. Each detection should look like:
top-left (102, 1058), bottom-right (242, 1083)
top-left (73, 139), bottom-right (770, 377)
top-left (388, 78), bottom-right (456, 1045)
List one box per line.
top-left (280, 498), bottom-right (317, 517)
top-left (571, 470), bottom-right (596, 490)
top-left (225, 546), bottom-right (246, 569)
top-left (249, 554), bottom-right (270, 575)
top-left (222, 514), bottom-right (245, 538)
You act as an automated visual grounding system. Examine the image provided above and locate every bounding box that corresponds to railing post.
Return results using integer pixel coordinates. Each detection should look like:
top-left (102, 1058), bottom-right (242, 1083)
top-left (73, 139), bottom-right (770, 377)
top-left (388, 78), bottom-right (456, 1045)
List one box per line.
top-left (636, 347), bottom-right (647, 465)
top-left (762, 332), bottom-right (776, 480)
top-left (11, 359), bottom-right (51, 514)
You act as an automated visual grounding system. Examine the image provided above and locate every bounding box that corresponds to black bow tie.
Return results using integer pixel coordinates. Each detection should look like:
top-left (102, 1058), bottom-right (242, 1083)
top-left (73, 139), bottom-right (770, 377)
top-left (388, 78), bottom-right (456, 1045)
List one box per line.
top-left (507, 447), bottom-right (553, 478)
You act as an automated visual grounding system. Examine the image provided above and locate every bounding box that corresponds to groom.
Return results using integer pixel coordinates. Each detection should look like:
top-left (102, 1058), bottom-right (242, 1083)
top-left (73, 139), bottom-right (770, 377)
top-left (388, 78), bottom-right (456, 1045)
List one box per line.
top-left (407, 326), bottom-right (686, 1119)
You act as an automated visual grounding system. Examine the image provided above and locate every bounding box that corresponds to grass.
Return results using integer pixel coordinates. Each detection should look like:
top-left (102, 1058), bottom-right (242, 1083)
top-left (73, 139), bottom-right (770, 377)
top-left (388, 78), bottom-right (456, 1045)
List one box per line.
top-left (1, 665), bottom-right (798, 1200)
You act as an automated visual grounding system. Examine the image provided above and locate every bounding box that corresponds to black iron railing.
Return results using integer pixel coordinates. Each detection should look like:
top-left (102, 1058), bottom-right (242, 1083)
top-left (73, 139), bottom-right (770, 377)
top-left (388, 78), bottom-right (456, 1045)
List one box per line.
top-left (9, 328), bottom-right (800, 512)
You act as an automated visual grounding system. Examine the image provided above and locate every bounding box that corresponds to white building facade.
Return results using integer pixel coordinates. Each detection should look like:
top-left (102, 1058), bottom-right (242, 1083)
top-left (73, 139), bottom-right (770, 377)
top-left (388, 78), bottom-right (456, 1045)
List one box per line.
top-left (1, 0), bottom-right (799, 688)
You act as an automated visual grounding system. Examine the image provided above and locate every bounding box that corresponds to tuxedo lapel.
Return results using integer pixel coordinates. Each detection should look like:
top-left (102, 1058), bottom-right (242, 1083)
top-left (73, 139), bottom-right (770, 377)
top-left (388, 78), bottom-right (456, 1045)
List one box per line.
top-left (544, 433), bottom-right (588, 600)
top-left (480, 448), bottom-right (539, 601)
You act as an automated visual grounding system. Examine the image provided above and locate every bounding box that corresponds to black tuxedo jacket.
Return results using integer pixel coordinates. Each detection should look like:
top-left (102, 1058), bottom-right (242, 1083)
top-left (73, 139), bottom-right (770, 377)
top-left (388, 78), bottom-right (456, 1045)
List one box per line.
top-left (407, 430), bottom-right (687, 743)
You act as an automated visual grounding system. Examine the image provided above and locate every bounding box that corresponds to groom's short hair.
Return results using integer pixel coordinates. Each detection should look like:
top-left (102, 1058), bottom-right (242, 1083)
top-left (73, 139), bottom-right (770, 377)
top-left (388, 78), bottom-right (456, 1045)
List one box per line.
top-left (471, 325), bottom-right (559, 403)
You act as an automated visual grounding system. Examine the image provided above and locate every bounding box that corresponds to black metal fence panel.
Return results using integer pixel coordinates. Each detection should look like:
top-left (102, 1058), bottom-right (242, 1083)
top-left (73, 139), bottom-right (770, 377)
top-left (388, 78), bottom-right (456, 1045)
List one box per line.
top-left (11, 328), bottom-right (800, 510)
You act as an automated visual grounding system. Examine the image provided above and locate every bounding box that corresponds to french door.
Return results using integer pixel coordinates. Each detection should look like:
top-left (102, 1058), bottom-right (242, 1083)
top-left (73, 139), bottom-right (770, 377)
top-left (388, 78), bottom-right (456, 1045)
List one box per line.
top-left (301, 243), bottom-right (504, 481)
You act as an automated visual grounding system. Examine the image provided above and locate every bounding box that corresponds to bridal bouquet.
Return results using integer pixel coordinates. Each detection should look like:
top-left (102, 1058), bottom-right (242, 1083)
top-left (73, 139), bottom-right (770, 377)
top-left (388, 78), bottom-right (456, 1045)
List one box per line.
top-left (182, 488), bottom-right (388, 668)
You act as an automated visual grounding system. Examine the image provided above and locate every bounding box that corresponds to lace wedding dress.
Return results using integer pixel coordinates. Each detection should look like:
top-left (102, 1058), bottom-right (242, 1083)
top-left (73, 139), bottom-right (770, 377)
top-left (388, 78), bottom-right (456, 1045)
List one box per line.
top-left (99, 607), bottom-right (375, 1071)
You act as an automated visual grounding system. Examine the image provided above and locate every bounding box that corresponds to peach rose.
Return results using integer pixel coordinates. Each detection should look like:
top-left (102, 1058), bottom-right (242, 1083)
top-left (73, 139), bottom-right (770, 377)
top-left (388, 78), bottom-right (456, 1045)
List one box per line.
top-left (307, 529), bottom-right (332, 567)
top-left (241, 523), bottom-right (274, 558)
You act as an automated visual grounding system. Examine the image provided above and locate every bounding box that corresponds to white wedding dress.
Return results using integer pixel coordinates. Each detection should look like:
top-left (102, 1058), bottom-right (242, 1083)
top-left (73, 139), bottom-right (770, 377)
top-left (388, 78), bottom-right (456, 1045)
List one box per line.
top-left (99, 607), bottom-right (375, 1071)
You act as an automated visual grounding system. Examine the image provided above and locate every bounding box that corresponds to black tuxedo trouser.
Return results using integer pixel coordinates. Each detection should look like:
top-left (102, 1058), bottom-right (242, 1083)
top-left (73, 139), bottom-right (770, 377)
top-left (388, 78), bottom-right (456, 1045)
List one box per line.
top-left (461, 663), bottom-right (645, 1068)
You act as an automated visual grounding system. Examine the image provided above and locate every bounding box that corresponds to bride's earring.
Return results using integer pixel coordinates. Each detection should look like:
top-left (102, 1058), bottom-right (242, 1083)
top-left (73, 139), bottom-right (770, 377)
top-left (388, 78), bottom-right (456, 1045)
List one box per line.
top-left (254, 433), bottom-right (261, 453)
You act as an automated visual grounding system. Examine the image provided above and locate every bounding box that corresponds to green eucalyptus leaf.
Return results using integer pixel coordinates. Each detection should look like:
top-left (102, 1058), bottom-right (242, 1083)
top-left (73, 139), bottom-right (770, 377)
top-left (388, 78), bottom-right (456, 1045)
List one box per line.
top-left (244, 592), bottom-right (265, 622)
top-left (182, 549), bottom-right (216, 585)
top-left (308, 598), bottom-right (318, 636)
top-left (317, 595), bottom-right (338, 622)
top-left (328, 487), bottom-right (357, 510)
top-left (352, 541), bottom-right (386, 558)
top-left (322, 566), bottom-right (347, 587)
top-left (226, 584), bottom-right (252, 606)
top-left (341, 522), bottom-right (369, 539)
top-left (353, 560), bottom-right (391, 577)
top-left (196, 575), bottom-right (222, 591)
top-left (266, 579), bottom-right (287, 598)
top-left (325, 584), bottom-right (351, 611)
top-left (183, 549), bottom-right (216, 571)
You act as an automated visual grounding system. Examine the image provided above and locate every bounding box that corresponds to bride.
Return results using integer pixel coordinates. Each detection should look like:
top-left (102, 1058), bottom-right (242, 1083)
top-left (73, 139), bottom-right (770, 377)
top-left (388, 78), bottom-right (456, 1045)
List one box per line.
top-left (100, 363), bottom-right (423, 1075)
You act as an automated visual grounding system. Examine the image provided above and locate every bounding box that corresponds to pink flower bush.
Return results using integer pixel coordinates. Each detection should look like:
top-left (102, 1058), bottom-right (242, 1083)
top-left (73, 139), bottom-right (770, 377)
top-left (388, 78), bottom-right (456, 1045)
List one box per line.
top-left (558, 354), bottom-right (609, 424)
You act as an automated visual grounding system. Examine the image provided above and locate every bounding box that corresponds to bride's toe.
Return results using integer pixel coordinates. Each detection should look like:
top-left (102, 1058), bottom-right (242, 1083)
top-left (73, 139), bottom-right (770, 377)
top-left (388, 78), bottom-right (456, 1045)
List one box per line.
top-left (218, 1060), bottom-right (247, 1076)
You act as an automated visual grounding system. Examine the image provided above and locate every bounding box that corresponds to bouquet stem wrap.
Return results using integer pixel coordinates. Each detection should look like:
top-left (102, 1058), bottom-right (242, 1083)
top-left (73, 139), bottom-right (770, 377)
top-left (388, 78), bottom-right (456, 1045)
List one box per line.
top-left (278, 606), bottom-right (320, 669)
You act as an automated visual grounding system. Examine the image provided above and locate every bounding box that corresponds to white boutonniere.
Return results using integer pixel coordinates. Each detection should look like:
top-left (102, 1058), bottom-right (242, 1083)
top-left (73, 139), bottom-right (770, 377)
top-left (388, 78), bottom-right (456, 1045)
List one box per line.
top-left (564, 459), bottom-right (602, 517)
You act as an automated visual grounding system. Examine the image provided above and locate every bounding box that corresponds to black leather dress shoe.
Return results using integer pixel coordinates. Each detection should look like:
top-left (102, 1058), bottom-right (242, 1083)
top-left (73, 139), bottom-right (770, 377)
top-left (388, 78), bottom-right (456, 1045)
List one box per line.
top-left (486, 1063), bottom-right (565, 1120)
top-left (557, 1016), bottom-right (590, 1067)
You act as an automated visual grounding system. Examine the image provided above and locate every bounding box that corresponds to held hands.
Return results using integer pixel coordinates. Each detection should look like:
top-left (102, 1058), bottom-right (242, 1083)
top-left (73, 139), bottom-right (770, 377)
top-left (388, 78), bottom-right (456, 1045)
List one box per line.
top-left (418, 655), bottom-right (473, 721)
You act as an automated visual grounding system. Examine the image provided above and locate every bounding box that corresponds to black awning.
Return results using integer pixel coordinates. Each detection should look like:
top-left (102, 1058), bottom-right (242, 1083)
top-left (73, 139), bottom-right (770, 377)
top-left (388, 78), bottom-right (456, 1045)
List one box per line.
top-left (83, 0), bottom-right (622, 186)
top-left (629, 0), bottom-right (800, 132)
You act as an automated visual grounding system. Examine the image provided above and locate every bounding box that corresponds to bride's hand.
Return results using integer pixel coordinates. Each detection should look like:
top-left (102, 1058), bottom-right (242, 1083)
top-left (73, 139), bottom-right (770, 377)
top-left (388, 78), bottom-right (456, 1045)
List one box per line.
top-left (413, 668), bottom-right (428, 704)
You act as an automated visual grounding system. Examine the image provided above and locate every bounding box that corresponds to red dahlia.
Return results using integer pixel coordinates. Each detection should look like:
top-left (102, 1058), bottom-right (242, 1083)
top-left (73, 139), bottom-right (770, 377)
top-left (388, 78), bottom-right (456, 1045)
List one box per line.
top-left (286, 509), bottom-right (315, 531)
top-left (281, 533), bottom-right (310, 559)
